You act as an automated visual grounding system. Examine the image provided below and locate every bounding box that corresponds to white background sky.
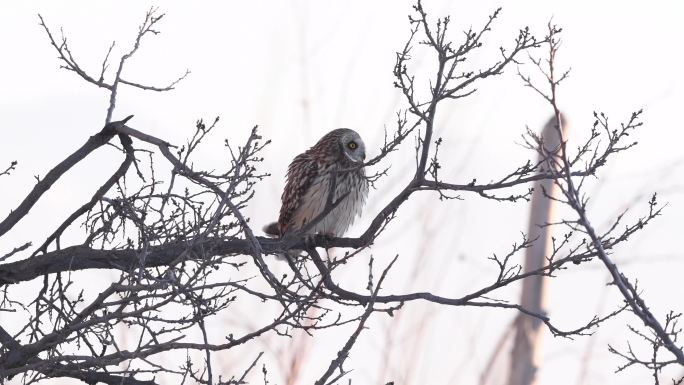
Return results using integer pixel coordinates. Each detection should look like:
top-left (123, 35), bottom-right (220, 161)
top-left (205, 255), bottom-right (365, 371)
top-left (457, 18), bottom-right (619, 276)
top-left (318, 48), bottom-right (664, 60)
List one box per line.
top-left (1, 1), bottom-right (684, 384)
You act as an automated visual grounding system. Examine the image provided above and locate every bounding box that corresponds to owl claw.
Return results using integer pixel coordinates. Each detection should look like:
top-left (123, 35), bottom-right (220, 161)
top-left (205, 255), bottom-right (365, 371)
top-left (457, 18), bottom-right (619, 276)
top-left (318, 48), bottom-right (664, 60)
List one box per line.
top-left (303, 234), bottom-right (317, 249)
top-left (319, 233), bottom-right (336, 248)
top-left (300, 233), bottom-right (336, 249)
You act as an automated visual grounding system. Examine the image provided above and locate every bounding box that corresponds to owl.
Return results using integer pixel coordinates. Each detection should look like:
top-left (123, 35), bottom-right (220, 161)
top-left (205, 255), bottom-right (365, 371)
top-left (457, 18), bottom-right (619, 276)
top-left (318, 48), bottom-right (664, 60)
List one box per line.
top-left (264, 128), bottom-right (369, 241)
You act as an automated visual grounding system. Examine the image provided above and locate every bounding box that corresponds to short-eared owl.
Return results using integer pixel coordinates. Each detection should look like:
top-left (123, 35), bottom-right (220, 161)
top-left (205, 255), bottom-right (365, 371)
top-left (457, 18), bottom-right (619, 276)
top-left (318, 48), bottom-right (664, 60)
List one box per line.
top-left (264, 128), bottom-right (369, 239)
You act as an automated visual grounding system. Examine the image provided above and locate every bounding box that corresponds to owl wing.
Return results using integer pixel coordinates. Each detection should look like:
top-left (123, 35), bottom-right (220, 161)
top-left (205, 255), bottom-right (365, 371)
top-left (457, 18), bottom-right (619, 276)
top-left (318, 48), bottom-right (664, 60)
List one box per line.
top-left (278, 152), bottom-right (319, 235)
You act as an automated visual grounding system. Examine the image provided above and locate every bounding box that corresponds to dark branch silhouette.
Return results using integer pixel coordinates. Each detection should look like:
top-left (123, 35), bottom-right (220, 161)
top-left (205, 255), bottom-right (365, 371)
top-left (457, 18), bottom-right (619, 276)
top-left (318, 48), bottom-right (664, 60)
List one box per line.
top-left (0, 3), bottom-right (674, 385)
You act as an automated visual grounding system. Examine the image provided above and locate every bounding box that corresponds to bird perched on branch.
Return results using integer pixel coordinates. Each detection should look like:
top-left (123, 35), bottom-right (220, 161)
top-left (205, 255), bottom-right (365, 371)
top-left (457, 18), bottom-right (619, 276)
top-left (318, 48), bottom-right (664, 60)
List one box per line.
top-left (264, 128), bottom-right (369, 243)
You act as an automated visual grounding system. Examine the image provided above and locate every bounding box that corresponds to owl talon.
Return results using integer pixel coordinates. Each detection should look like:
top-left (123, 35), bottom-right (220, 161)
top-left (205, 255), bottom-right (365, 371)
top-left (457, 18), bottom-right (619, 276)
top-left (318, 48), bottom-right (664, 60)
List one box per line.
top-left (303, 234), bottom-right (317, 249)
top-left (320, 233), bottom-right (336, 248)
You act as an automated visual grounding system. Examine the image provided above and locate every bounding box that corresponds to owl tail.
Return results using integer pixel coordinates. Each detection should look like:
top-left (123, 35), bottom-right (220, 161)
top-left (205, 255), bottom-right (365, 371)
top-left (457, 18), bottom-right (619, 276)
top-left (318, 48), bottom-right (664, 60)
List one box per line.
top-left (262, 222), bottom-right (280, 237)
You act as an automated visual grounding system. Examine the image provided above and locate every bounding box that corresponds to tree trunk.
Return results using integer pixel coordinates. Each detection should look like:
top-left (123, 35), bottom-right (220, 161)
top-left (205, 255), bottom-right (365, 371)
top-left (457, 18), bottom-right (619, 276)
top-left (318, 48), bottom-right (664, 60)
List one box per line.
top-left (507, 114), bottom-right (566, 385)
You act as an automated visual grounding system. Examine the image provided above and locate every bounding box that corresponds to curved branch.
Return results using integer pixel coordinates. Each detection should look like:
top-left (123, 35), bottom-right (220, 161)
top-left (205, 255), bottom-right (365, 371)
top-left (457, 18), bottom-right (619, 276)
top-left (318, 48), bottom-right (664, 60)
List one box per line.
top-left (0, 119), bottom-right (130, 239)
top-left (33, 134), bottom-right (136, 255)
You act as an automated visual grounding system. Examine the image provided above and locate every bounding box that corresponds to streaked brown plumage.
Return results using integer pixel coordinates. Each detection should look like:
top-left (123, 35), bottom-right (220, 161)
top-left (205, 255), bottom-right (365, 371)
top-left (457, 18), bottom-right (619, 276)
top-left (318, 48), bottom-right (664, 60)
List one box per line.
top-left (264, 128), bottom-right (368, 239)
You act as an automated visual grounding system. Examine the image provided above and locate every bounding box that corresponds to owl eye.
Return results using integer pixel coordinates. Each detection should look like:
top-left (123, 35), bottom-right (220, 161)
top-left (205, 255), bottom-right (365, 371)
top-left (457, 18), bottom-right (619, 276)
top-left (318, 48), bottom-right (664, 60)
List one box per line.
top-left (347, 141), bottom-right (357, 150)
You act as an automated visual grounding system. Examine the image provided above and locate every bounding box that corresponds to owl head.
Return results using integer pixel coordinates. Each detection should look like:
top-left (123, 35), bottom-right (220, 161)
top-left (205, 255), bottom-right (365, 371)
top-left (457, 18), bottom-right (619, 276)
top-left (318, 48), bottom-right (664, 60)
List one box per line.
top-left (323, 128), bottom-right (366, 164)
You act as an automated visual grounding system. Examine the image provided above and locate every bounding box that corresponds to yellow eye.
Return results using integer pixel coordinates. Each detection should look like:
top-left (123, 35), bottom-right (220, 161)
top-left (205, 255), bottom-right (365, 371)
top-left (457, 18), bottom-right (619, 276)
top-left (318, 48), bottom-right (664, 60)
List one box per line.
top-left (347, 141), bottom-right (357, 150)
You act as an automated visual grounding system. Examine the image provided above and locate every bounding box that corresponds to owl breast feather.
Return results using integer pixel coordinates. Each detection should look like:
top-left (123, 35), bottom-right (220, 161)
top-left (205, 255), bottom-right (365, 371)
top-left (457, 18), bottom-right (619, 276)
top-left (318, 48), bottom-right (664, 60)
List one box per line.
top-left (287, 168), bottom-right (368, 237)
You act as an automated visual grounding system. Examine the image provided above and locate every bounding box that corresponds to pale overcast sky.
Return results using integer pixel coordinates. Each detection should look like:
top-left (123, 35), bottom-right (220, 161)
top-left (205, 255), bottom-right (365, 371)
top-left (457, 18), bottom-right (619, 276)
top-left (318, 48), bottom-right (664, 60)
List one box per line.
top-left (1, 1), bottom-right (683, 384)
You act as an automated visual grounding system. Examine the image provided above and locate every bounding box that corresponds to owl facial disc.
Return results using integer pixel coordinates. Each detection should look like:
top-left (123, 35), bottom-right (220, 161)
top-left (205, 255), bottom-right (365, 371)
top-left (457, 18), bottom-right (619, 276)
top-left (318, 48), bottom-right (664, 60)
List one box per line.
top-left (340, 131), bottom-right (366, 164)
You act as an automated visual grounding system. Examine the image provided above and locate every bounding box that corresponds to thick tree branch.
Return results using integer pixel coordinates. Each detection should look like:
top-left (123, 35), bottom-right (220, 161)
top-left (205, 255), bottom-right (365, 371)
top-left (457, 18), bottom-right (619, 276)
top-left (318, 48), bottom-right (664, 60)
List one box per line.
top-left (0, 122), bottom-right (124, 239)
